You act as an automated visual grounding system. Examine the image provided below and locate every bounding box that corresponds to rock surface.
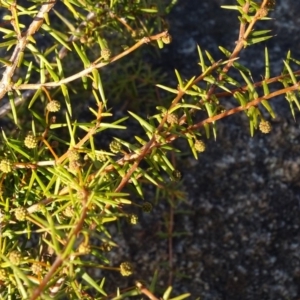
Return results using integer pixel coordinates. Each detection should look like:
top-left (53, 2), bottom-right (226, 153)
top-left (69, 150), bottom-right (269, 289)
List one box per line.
top-left (106, 1), bottom-right (300, 299)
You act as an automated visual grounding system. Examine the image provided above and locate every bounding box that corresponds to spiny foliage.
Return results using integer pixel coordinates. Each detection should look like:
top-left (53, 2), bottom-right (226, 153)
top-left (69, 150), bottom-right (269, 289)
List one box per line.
top-left (0, 0), bottom-right (298, 299)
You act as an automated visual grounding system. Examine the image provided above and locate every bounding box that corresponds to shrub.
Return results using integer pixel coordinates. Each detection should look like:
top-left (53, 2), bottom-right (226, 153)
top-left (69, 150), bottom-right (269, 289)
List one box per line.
top-left (0, 0), bottom-right (294, 299)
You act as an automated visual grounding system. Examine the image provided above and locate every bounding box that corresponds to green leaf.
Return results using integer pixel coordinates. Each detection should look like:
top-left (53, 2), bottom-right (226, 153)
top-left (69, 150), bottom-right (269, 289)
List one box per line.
top-left (221, 5), bottom-right (240, 10)
top-left (45, 63), bottom-right (60, 82)
top-left (219, 46), bottom-right (231, 58)
top-left (82, 273), bottom-right (107, 296)
top-left (261, 99), bottom-right (275, 118)
top-left (128, 111), bottom-right (156, 133)
top-left (139, 8), bottom-right (158, 13)
top-left (149, 270), bottom-right (159, 292)
top-left (73, 42), bottom-right (90, 67)
top-left (130, 175), bottom-right (143, 198)
top-left (156, 84), bottom-right (179, 94)
top-left (264, 47), bottom-right (270, 79)
top-left (239, 70), bottom-right (258, 99)
top-left (205, 50), bottom-right (215, 64)
top-left (283, 60), bottom-right (297, 85)
top-left (157, 38), bottom-right (164, 49)
top-left (65, 111), bottom-right (76, 146)
top-left (8, 92), bottom-right (18, 125)
top-left (61, 84), bottom-right (72, 116)
top-left (26, 43), bottom-right (52, 68)
top-left (197, 45), bottom-right (207, 72)
top-left (24, 61), bottom-right (33, 84)
top-left (163, 286), bottom-right (173, 300)
top-left (247, 35), bottom-right (273, 45)
top-left (234, 91), bottom-right (248, 107)
top-left (203, 123), bottom-right (210, 139)
top-left (0, 38), bottom-right (17, 49)
top-left (41, 23), bottom-right (71, 50)
top-left (175, 69), bottom-right (184, 90)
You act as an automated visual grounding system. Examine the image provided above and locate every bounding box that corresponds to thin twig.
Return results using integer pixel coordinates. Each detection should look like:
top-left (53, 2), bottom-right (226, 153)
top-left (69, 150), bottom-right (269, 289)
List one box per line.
top-left (15, 32), bottom-right (167, 91)
top-left (0, 1), bottom-right (56, 100)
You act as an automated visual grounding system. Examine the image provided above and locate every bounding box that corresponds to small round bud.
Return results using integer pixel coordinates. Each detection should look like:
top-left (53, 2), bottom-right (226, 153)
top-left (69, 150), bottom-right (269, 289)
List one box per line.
top-left (120, 261), bottom-right (133, 276)
top-left (258, 7), bottom-right (268, 18)
top-left (163, 112), bottom-right (178, 125)
top-left (31, 262), bottom-right (43, 275)
top-left (128, 214), bottom-right (138, 225)
top-left (96, 152), bottom-right (107, 162)
top-left (46, 100), bottom-right (61, 112)
top-left (0, 159), bottom-right (12, 173)
top-left (109, 140), bottom-right (122, 153)
top-left (162, 33), bottom-right (172, 44)
top-left (68, 160), bottom-right (81, 173)
top-left (15, 207), bottom-right (27, 221)
top-left (101, 48), bottom-right (111, 60)
top-left (100, 242), bottom-right (113, 252)
top-left (78, 243), bottom-right (91, 254)
top-left (194, 140), bottom-right (206, 152)
top-left (9, 250), bottom-right (21, 265)
top-left (68, 150), bottom-right (80, 161)
top-left (172, 169), bottom-right (182, 181)
top-left (142, 202), bottom-right (153, 213)
top-left (24, 134), bottom-right (38, 149)
top-left (259, 120), bottom-right (272, 134)
top-left (63, 206), bottom-right (75, 218)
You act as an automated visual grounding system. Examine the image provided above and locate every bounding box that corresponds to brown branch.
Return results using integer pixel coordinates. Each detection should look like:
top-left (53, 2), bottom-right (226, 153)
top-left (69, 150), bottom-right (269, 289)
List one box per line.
top-left (0, 1), bottom-right (56, 100)
top-left (15, 31), bottom-right (168, 91)
top-left (205, 0), bottom-right (269, 101)
top-left (136, 282), bottom-right (160, 300)
top-left (30, 188), bottom-right (89, 300)
top-left (190, 82), bottom-right (300, 131)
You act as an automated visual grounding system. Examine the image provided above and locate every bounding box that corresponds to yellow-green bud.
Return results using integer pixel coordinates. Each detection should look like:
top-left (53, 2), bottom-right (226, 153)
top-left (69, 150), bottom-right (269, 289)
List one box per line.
top-left (78, 243), bottom-right (91, 254)
top-left (120, 261), bottom-right (133, 276)
top-left (46, 100), bottom-right (61, 112)
top-left (96, 152), bottom-right (107, 162)
top-left (259, 120), bottom-right (272, 134)
top-left (24, 134), bottom-right (38, 149)
top-left (162, 33), bottom-right (172, 44)
top-left (194, 140), bottom-right (206, 152)
top-left (9, 251), bottom-right (22, 265)
top-left (31, 262), bottom-right (43, 275)
top-left (15, 207), bottom-right (27, 221)
top-left (68, 150), bottom-right (80, 161)
top-left (101, 48), bottom-right (111, 60)
top-left (109, 140), bottom-right (122, 153)
top-left (100, 242), bottom-right (113, 252)
top-left (128, 214), bottom-right (138, 225)
top-left (164, 112), bottom-right (178, 125)
top-left (63, 206), bottom-right (75, 218)
top-left (0, 159), bottom-right (12, 173)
